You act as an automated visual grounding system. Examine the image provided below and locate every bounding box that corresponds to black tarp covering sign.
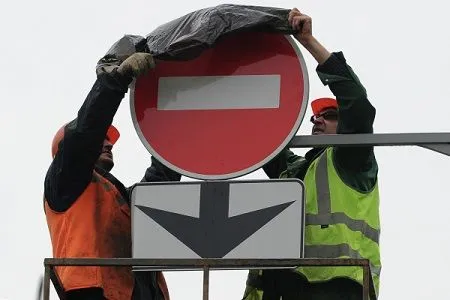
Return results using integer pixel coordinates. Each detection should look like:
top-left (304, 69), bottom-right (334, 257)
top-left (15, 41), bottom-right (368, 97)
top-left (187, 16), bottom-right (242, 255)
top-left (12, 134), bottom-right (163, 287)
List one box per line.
top-left (97, 4), bottom-right (295, 68)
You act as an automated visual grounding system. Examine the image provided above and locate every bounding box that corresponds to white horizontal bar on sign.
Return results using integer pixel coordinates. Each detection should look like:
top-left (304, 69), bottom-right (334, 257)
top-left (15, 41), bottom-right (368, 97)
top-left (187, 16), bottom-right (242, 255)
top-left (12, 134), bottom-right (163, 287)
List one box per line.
top-left (157, 75), bottom-right (281, 110)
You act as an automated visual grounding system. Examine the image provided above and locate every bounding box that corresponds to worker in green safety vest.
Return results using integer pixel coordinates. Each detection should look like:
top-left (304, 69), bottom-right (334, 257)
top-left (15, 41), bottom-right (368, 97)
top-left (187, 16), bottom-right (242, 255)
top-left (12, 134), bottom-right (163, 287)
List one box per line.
top-left (243, 7), bottom-right (381, 300)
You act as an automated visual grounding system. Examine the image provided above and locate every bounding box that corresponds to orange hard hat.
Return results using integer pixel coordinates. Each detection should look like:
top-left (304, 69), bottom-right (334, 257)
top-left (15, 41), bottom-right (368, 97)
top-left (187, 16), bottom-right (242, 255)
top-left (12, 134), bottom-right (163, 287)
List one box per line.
top-left (311, 97), bottom-right (338, 115)
top-left (51, 123), bottom-right (120, 157)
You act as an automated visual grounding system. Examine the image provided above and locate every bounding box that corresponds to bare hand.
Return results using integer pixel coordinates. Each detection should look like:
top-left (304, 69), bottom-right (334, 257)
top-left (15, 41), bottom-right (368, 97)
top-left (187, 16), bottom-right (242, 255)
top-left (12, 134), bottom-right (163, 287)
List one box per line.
top-left (288, 8), bottom-right (313, 46)
top-left (288, 8), bottom-right (331, 64)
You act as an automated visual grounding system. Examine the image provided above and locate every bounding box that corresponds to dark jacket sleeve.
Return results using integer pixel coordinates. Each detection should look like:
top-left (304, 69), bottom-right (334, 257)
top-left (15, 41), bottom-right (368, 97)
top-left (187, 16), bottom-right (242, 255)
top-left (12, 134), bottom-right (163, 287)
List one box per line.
top-left (316, 52), bottom-right (376, 172)
top-left (262, 150), bottom-right (289, 179)
top-left (141, 157), bottom-right (182, 183)
top-left (44, 70), bottom-right (132, 212)
top-left (262, 149), bottom-right (306, 179)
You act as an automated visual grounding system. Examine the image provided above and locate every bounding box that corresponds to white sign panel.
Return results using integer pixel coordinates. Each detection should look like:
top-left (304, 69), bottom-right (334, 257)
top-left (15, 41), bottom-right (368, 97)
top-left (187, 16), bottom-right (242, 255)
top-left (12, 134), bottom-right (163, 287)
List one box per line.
top-left (130, 179), bottom-right (305, 265)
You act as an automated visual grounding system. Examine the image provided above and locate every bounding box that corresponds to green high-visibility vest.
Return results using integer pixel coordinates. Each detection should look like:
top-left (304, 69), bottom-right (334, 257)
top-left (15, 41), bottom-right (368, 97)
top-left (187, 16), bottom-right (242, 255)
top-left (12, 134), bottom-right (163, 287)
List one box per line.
top-left (243, 148), bottom-right (381, 299)
top-left (294, 147), bottom-right (381, 294)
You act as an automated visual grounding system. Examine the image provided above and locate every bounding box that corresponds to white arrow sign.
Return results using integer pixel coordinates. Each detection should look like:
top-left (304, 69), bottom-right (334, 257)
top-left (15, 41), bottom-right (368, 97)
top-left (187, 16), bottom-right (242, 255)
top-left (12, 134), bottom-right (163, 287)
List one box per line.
top-left (130, 179), bottom-right (305, 265)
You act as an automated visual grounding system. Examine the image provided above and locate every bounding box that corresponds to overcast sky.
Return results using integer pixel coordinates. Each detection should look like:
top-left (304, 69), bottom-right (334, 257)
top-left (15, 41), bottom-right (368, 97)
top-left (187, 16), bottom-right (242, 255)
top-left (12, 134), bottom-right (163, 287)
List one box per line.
top-left (2, 0), bottom-right (450, 299)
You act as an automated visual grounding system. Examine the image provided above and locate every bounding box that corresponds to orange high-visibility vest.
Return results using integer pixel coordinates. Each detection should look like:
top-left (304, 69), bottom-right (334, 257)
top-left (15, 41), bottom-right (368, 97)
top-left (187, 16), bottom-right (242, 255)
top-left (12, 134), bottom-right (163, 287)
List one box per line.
top-left (45, 171), bottom-right (170, 300)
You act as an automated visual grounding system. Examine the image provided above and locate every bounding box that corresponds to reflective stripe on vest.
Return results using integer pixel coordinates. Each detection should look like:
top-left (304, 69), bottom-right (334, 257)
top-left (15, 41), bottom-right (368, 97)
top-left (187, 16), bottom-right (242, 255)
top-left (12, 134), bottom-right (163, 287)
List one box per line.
top-left (305, 244), bottom-right (381, 275)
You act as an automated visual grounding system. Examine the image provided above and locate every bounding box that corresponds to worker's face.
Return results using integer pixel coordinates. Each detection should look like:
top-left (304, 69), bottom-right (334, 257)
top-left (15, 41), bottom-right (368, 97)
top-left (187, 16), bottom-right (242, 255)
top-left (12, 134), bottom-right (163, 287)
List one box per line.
top-left (97, 139), bottom-right (114, 172)
top-left (310, 108), bottom-right (338, 135)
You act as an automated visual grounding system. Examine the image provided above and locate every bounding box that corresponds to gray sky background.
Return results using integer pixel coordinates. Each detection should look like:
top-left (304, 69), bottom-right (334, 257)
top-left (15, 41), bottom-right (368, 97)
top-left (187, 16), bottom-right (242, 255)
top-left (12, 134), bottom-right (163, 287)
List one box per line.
top-left (1, 0), bottom-right (450, 299)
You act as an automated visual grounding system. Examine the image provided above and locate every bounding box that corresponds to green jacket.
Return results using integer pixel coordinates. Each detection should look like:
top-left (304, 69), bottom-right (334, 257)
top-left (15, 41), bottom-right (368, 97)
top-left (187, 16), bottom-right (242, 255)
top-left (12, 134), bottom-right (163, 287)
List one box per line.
top-left (263, 51), bottom-right (378, 192)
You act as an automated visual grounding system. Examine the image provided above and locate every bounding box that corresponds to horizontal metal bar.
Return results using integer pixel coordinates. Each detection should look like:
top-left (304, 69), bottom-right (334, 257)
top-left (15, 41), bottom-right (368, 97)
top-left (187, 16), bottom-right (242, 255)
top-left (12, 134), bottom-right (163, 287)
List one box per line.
top-left (289, 132), bottom-right (450, 148)
top-left (44, 258), bottom-right (369, 268)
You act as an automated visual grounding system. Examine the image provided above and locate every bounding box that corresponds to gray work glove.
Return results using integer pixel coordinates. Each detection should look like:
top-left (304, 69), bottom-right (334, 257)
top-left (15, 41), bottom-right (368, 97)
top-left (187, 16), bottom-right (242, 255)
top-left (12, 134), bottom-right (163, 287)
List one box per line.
top-left (117, 53), bottom-right (155, 78)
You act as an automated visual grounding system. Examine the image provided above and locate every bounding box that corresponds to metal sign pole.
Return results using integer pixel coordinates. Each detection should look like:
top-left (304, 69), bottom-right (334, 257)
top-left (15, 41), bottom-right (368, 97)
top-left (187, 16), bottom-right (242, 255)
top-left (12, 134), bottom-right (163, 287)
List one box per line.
top-left (203, 265), bottom-right (210, 300)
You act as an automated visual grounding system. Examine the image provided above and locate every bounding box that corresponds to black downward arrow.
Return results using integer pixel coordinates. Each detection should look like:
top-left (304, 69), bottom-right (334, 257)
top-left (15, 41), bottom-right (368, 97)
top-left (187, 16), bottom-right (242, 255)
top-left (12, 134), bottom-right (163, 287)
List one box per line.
top-left (135, 182), bottom-right (295, 258)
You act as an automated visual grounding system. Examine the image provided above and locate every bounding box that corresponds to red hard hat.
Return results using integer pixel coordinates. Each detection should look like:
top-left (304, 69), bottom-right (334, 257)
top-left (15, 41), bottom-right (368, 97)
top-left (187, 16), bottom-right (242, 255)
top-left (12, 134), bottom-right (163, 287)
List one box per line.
top-left (311, 97), bottom-right (338, 115)
top-left (51, 123), bottom-right (120, 157)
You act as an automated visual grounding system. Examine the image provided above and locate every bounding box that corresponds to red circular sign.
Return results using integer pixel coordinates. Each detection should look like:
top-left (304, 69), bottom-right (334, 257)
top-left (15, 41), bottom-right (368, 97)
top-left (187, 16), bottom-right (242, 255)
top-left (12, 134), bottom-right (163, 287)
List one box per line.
top-left (131, 32), bottom-right (309, 179)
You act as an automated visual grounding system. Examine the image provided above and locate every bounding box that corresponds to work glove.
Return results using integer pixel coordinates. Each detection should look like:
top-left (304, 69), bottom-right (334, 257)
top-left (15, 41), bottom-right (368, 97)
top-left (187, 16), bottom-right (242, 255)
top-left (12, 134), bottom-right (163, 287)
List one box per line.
top-left (117, 52), bottom-right (155, 78)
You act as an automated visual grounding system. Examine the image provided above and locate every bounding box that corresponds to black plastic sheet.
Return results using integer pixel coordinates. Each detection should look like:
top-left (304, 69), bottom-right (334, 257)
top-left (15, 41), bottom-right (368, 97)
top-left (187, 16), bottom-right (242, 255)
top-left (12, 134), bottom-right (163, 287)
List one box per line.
top-left (97, 4), bottom-right (294, 68)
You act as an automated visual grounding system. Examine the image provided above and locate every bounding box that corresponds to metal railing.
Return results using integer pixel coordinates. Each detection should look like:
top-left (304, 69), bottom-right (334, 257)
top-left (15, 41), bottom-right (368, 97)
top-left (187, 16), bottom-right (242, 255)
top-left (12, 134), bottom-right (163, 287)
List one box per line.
top-left (42, 257), bottom-right (377, 300)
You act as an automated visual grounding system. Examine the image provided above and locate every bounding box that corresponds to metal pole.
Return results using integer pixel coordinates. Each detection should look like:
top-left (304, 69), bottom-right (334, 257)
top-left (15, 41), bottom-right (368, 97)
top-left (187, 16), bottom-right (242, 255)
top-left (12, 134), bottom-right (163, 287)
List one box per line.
top-left (288, 133), bottom-right (450, 156)
top-left (202, 265), bottom-right (210, 300)
top-left (43, 266), bottom-right (50, 300)
top-left (362, 265), bottom-right (370, 300)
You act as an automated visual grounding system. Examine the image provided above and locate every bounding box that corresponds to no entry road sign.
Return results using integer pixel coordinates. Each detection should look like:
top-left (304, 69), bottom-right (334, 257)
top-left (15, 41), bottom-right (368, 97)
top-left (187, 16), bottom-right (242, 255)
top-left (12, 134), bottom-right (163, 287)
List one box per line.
top-left (131, 31), bottom-right (309, 179)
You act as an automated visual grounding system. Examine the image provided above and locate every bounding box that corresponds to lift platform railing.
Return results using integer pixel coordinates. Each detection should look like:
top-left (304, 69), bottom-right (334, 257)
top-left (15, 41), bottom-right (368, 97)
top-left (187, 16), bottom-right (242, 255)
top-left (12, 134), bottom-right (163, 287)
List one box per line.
top-left (42, 258), bottom-right (377, 300)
